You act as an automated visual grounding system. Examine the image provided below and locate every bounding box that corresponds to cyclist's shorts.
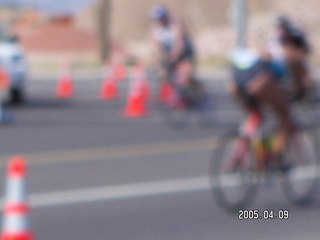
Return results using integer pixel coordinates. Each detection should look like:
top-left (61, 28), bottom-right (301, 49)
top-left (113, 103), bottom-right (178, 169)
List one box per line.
top-left (232, 60), bottom-right (272, 90)
top-left (232, 58), bottom-right (288, 89)
top-left (172, 46), bottom-right (195, 66)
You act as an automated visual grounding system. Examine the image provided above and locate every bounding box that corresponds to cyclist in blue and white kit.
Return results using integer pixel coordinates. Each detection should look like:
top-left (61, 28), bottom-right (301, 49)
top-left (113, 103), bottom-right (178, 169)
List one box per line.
top-left (150, 4), bottom-right (197, 100)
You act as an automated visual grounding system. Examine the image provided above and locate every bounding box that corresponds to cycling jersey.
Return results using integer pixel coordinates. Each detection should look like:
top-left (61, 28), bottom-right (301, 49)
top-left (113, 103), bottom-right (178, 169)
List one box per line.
top-left (153, 25), bottom-right (175, 53)
top-left (231, 48), bottom-right (287, 88)
top-left (152, 24), bottom-right (194, 62)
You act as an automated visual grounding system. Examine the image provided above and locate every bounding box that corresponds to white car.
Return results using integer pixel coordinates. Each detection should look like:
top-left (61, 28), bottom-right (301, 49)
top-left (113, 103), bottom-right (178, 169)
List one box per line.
top-left (0, 36), bottom-right (27, 104)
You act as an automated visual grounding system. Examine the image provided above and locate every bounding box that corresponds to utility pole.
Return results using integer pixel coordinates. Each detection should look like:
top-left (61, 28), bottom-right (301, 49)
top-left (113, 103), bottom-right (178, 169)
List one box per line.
top-left (231, 0), bottom-right (247, 48)
top-left (97, 0), bottom-right (111, 62)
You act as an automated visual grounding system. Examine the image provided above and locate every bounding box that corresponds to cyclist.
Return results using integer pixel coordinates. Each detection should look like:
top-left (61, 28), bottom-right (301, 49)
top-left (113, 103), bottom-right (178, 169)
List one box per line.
top-left (150, 4), bottom-right (200, 106)
top-left (229, 47), bottom-right (296, 171)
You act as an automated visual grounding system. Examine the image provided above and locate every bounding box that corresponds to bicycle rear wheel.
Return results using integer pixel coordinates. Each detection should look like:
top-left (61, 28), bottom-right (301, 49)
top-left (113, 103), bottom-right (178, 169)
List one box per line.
top-left (210, 135), bottom-right (258, 212)
top-left (281, 129), bottom-right (320, 205)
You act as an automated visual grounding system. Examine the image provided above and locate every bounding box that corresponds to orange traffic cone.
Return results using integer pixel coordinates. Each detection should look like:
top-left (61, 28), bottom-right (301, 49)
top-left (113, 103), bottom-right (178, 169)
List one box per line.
top-left (112, 62), bottom-right (126, 82)
top-left (0, 67), bottom-right (9, 90)
top-left (123, 95), bottom-right (146, 117)
top-left (1, 156), bottom-right (33, 240)
top-left (159, 81), bottom-right (174, 104)
top-left (56, 63), bottom-right (74, 98)
top-left (133, 64), bottom-right (150, 101)
top-left (0, 67), bottom-right (14, 124)
top-left (122, 73), bottom-right (148, 118)
top-left (100, 70), bottom-right (118, 100)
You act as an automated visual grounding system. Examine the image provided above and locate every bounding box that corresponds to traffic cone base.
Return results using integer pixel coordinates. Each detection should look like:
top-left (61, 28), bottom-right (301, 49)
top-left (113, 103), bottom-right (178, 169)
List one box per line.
top-left (56, 79), bottom-right (73, 98)
top-left (122, 96), bottom-right (148, 117)
top-left (1, 231), bottom-right (32, 240)
top-left (0, 233), bottom-right (33, 240)
top-left (100, 78), bottom-right (118, 100)
top-left (100, 85), bottom-right (117, 99)
top-left (56, 61), bottom-right (74, 98)
top-left (122, 63), bottom-right (149, 117)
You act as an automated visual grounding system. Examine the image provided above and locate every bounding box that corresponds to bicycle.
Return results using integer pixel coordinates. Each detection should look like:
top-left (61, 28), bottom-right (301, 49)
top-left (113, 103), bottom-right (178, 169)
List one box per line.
top-left (210, 112), bottom-right (320, 212)
top-left (155, 63), bottom-right (215, 129)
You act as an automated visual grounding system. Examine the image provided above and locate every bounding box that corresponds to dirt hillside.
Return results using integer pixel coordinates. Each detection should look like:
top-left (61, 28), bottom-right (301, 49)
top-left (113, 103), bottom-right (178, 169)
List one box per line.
top-left (77, 0), bottom-right (320, 62)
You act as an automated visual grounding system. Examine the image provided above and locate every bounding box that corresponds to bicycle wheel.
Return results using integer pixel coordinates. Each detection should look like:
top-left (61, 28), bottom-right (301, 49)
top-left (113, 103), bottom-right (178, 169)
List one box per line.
top-left (210, 135), bottom-right (259, 212)
top-left (281, 129), bottom-right (320, 205)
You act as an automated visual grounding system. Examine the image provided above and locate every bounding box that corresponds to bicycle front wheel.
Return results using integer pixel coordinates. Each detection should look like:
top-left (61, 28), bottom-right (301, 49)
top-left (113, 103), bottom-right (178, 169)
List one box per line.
top-left (210, 135), bottom-right (258, 212)
top-left (281, 129), bottom-right (320, 205)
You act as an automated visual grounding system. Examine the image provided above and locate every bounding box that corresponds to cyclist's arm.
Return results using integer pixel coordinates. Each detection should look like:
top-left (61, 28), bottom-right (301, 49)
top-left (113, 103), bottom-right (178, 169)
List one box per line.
top-left (301, 62), bottom-right (314, 89)
top-left (170, 20), bottom-right (184, 62)
top-left (149, 30), bottom-right (170, 80)
top-left (150, 30), bottom-right (163, 63)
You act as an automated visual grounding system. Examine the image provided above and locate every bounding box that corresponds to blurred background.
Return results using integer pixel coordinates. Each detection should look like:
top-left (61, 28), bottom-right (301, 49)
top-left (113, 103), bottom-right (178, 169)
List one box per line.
top-left (0, 0), bottom-right (319, 73)
top-left (0, 1), bottom-right (318, 240)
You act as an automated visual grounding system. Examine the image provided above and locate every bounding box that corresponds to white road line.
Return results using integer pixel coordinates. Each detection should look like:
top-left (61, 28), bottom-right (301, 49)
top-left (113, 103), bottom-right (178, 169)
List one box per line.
top-left (2, 167), bottom-right (318, 209)
top-left (27, 177), bottom-right (210, 208)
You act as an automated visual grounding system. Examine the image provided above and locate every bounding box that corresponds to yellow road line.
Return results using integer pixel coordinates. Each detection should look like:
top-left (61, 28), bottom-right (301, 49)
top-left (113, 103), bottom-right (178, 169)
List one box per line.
top-left (0, 137), bottom-right (220, 167)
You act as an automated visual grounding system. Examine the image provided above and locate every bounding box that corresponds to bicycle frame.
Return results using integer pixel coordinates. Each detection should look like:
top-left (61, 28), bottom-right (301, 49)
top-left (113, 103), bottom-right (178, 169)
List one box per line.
top-left (226, 111), bottom-right (278, 173)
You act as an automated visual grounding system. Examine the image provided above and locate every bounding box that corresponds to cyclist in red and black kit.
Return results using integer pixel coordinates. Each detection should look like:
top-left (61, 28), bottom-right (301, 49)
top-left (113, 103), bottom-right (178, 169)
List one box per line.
top-left (230, 47), bottom-right (295, 170)
top-left (230, 17), bottom-right (315, 170)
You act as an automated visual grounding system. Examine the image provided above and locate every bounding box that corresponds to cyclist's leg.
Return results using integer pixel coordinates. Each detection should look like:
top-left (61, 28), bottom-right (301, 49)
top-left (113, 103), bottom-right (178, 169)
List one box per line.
top-left (229, 81), bottom-right (263, 122)
top-left (289, 60), bottom-right (306, 99)
top-left (163, 61), bottom-right (194, 109)
top-left (229, 81), bottom-right (267, 170)
top-left (158, 53), bottom-right (189, 107)
top-left (160, 59), bottom-right (175, 85)
top-left (176, 59), bottom-right (202, 106)
top-left (285, 48), bottom-right (314, 100)
top-left (170, 48), bottom-right (200, 103)
top-left (251, 75), bottom-right (295, 158)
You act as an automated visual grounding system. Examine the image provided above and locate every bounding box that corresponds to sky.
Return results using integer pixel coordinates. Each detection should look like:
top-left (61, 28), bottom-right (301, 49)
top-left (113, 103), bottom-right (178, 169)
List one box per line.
top-left (0, 0), bottom-right (95, 14)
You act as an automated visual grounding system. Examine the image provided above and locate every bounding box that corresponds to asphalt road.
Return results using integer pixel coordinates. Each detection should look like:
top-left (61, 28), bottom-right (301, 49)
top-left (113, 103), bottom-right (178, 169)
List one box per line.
top-left (0, 77), bottom-right (319, 240)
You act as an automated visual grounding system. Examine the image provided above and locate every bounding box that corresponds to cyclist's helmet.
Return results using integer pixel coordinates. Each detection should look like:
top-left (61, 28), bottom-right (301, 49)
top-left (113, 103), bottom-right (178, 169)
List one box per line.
top-left (281, 28), bottom-right (310, 52)
top-left (275, 16), bottom-right (292, 31)
top-left (276, 16), bottom-right (310, 52)
top-left (150, 4), bottom-right (169, 20)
